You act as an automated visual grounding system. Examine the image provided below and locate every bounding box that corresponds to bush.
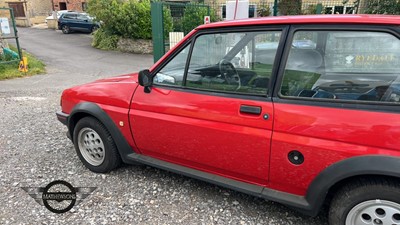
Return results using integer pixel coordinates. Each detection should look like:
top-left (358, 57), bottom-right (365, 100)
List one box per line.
top-left (182, 6), bottom-right (218, 34)
top-left (257, 4), bottom-right (271, 17)
top-left (303, 4), bottom-right (320, 14)
top-left (278, 0), bottom-right (302, 15)
top-left (88, 0), bottom-right (173, 40)
top-left (163, 6), bottom-right (174, 38)
top-left (92, 28), bottom-right (119, 50)
top-left (364, 0), bottom-right (400, 14)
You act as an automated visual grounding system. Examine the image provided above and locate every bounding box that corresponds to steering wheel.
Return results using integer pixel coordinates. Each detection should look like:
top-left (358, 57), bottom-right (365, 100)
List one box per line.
top-left (218, 59), bottom-right (241, 90)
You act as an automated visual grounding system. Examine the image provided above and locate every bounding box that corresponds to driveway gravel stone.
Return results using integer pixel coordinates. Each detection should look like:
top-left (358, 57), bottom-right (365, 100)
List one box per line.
top-left (0, 28), bottom-right (328, 224)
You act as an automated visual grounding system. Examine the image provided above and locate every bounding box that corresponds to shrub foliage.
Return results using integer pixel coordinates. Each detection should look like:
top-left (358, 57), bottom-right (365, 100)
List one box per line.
top-left (364, 0), bottom-right (400, 14)
top-left (182, 6), bottom-right (218, 34)
top-left (88, 0), bottom-right (173, 40)
top-left (278, 0), bottom-right (302, 15)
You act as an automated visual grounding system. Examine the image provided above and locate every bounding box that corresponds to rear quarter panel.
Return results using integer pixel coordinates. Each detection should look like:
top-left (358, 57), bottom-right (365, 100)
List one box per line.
top-left (269, 103), bottom-right (400, 195)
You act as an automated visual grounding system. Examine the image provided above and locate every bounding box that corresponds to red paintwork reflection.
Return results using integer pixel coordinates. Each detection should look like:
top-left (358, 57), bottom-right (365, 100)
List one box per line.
top-left (61, 73), bottom-right (139, 113)
top-left (61, 73), bottom-right (139, 152)
top-left (269, 103), bottom-right (400, 195)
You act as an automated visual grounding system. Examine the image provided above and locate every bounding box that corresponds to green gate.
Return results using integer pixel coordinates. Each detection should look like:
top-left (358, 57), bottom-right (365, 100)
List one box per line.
top-left (0, 7), bottom-right (22, 64)
top-left (151, 2), bottom-right (210, 63)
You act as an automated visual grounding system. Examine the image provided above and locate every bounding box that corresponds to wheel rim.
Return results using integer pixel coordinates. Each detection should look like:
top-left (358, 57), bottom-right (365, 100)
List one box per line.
top-left (62, 26), bottom-right (69, 33)
top-left (346, 200), bottom-right (400, 225)
top-left (77, 128), bottom-right (105, 166)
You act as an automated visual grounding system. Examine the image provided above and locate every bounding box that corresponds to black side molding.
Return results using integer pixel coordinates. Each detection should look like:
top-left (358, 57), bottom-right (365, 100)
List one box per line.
top-left (124, 153), bottom-right (312, 214)
top-left (56, 111), bottom-right (69, 126)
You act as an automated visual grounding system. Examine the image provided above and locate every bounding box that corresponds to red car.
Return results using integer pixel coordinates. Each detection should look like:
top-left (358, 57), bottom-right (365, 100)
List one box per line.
top-left (57, 15), bottom-right (400, 225)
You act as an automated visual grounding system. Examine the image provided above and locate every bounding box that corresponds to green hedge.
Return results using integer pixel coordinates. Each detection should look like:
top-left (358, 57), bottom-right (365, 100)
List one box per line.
top-left (182, 6), bottom-right (218, 34)
top-left (364, 0), bottom-right (400, 14)
top-left (88, 0), bottom-right (173, 40)
top-left (92, 28), bottom-right (119, 50)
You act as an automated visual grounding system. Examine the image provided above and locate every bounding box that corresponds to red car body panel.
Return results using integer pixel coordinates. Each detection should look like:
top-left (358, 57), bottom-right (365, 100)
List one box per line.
top-left (61, 73), bottom-right (140, 150)
top-left (130, 86), bottom-right (273, 185)
top-left (269, 103), bottom-right (400, 195)
top-left (58, 15), bottom-right (400, 208)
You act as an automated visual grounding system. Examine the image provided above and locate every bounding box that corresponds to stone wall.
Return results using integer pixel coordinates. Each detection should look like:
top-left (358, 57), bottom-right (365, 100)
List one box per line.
top-left (4, 0), bottom-right (51, 26)
top-left (28, 0), bottom-right (52, 17)
top-left (117, 38), bottom-right (153, 54)
top-left (53, 0), bottom-right (86, 11)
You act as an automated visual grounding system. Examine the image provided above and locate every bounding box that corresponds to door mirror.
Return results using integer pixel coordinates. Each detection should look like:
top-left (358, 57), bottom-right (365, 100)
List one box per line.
top-left (138, 69), bottom-right (153, 93)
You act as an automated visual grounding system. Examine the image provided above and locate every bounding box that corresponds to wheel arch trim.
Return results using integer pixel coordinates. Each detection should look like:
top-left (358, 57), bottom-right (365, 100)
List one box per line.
top-left (305, 155), bottom-right (400, 216)
top-left (68, 102), bottom-right (135, 163)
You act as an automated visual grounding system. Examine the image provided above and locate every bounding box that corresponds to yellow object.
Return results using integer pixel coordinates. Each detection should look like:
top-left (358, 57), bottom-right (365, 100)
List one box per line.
top-left (18, 56), bottom-right (28, 72)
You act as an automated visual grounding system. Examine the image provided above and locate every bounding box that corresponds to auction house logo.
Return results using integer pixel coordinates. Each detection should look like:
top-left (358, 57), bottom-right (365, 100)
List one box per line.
top-left (21, 180), bottom-right (96, 213)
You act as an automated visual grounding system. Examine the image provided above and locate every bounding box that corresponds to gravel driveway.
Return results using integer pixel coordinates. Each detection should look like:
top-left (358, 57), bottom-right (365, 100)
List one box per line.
top-left (0, 28), bottom-right (328, 225)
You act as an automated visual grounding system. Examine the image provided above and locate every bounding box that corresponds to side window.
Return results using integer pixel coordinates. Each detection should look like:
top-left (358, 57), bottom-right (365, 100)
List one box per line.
top-left (64, 14), bottom-right (76, 19)
top-left (186, 31), bottom-right (281, 95)
top-left (154, 44), bottom-right (190, 86)
top-left (77, 14), bottom-right (88, 20)
top-left (280, 30), bottom-right (400, 103)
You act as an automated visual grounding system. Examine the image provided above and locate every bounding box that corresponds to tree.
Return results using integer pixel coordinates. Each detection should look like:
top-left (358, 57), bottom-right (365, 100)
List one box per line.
top-left (364, 0), bottom-right (400, 14)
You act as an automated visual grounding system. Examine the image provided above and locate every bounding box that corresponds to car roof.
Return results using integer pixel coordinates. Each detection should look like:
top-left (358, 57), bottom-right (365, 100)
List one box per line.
top-left (197, 15), bottom-right (400, 30)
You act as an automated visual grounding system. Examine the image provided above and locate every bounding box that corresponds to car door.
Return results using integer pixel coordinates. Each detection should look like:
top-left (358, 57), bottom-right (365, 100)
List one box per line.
top-left (63, 13), bottom-right (78, 29)
top-left (130, 28), bottom-right (286, 185)
top-left (270, 25), bottom-right (400, 195)
top-left (76, 14), bottom-right (91, 31)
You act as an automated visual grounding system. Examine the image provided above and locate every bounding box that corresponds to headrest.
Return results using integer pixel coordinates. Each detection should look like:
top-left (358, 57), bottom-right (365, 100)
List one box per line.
top-left (286, 49), bottom-right (323, 72)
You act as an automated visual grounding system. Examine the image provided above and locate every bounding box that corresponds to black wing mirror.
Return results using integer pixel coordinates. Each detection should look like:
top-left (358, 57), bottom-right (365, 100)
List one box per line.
top-left (138, 69), bottom-right (153, 93)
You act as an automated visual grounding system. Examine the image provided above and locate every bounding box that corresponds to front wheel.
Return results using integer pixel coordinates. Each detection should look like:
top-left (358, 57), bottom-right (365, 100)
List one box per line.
top-left (61, 25), bottom-right (70, 34)
top-left (73, 117), bottom-right (121, 173)
top-left (329, 178), bottom-right (400, 225)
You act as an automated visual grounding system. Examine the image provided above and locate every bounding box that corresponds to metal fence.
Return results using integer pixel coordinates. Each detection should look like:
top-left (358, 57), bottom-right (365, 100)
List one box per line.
top-left (206, 0), bottom-right (393, 17)
top-left (151, 2), bottom-right (211, 61)
top-left (152, 0), bottom-right (397, 62)
top-left (0, 8), bottom-right (22, 65)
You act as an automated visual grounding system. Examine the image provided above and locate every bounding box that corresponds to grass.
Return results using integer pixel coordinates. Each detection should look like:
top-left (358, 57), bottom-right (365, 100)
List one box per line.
top-left (0, 46), bottom-right (46, 80)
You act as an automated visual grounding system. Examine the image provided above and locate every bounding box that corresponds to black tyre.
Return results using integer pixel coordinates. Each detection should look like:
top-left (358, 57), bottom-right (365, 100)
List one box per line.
top-left (329, 178), bottom-right (400, 225)
top-left (91, 26), bottom-right (99, 33)
top-left (73, 117), bottom-right (121, 173)
top-left (62, 25), bottom-right (70, 34)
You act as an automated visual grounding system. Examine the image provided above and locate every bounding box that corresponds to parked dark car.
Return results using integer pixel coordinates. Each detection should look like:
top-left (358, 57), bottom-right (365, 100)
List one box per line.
top-left (58, 12), bottom-right (99, 34)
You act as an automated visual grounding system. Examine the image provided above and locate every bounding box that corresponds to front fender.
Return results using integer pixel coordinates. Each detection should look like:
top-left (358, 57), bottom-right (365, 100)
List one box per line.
top-left (68, 102), bottom-right (135, 163)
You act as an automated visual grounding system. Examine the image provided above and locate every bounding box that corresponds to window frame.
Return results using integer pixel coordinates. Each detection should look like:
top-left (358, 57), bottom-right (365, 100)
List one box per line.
top-left (273, 24), bottom-right (400, 112)
top-left (8, 2), bottom-right (25, 18)
top-left (153, 42), bottom-right (192, 87)
top-left (150, 25), bottom-right (289, 100)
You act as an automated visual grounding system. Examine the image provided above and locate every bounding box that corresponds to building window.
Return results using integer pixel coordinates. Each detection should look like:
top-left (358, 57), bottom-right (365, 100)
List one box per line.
top-left (82, 2), bottom-right (88, 11)
top-left (59, 2), bottom-right (67, 10)
top-left (8, 2), bottom-right (25, 17)
top-left (325, 5), bottom-right (355, 14)
top-left (221, 4), bottom-right (257, 19)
